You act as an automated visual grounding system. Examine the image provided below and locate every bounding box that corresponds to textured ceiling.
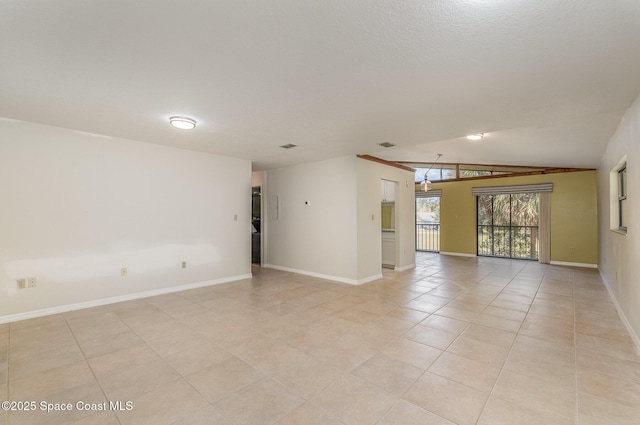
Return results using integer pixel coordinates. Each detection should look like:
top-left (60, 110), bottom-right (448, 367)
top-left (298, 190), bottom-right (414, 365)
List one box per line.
top-left (1, 0), bottom-right (639, 170)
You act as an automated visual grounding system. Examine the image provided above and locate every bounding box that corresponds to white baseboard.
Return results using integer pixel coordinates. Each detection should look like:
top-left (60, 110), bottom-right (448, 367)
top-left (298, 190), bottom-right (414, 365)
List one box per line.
top-left (394, 263), bottom-right (416, 272)
top-left (599, 270), bottom-right (640, 357)
top-left (439, 252), bottom-right (477, 258)
top-left (550, 261), bottom-right (598, 269)
top-left (263, 264), bottom-right (381, 285)
top-left (358, 273), bottom-right (384, 284)
top-left (0, 273), bottom-right (252, 324)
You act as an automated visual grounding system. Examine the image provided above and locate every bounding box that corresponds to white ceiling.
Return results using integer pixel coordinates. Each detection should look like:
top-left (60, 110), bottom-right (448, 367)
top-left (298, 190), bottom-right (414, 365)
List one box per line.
top-left (2, 0), bottom-right (639, 170)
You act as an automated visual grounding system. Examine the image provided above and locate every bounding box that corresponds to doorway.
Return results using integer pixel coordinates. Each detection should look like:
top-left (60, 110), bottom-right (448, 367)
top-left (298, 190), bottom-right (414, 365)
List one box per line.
top-left (416, 196), bottom-right (440, 252)
top-left (381, 179), bottom-right (396, 269)
top-left (251, 186), bottom-right (261, 264)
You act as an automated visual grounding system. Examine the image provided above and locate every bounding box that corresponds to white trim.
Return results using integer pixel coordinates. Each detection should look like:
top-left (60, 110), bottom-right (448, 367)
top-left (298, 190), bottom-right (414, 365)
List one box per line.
top-left (394, 263), bottom-right (416, 272)
top-left (0, 274), bottom-right (252, 324)
top-left (263, 264), bottom-right (381, 285)
top-left (440, 252), bottom-right (477, 258)
top-left (358, 273), bottom-right (384, 284)
top-left (549, 261), bottom-right (598, 269)
top-left (599, 270), bottom-right (640, 356)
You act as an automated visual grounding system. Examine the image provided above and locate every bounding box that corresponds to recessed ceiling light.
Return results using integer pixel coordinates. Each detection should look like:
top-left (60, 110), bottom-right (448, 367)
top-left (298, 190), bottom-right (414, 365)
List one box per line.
top-left (279, 144), bottom-right (298, 149)
top-left (169, 116), bottom-right (196, 130)
top-left (466, 133), bottom-right (484, 141)
top-left (378, 142), bottom-right (395, 148)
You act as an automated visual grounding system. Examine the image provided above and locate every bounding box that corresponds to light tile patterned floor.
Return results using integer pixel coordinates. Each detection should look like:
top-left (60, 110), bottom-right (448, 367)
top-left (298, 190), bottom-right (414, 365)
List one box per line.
top-left (2, 253), bottom-right (640, 425)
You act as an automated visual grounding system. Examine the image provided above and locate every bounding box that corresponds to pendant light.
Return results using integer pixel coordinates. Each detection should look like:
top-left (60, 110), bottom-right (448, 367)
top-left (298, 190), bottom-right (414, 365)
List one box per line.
top-left (422, 154), bottom-right (442, 192)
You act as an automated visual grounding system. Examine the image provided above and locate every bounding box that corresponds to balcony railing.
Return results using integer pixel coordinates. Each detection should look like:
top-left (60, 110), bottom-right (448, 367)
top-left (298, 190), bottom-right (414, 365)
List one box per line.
top-left (416, 223), bottom-right (440, 252)
top-left (477, 224), bottom-right (539, 259)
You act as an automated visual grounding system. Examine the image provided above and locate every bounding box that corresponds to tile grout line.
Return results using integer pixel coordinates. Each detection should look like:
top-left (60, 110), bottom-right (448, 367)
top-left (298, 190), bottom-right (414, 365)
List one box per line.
top-left (472, 262), bottom-right (548, 425)
top-left (63, 307), bottom-right (195, 424)
top-left (5, 255), bottom-right (632, 425)
top-left (72, 301), bottom-right (246, 424)
top-left (397, 261), bottom-right (533, 424)
top-left (61, 314), bottom-right (125, 425)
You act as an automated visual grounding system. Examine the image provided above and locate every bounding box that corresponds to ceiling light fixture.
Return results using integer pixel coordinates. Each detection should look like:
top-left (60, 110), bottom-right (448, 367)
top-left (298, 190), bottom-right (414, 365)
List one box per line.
top-left (422, 153), bottom-right (442, 192)
top-left (169, 116), bottom-right (197, 130)
top-left (466, 133), bottom-right (484, 141)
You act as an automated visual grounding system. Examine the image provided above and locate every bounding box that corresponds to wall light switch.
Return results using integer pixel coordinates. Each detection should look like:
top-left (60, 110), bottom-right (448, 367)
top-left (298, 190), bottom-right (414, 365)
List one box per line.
top-left (234, 214), bottom-right (238, 221)
top-left (121, 267), bottom-right (128, 277)
top-left (181, 261), bottom-right (187, 269)
top-left (16, 279), bottom-right (26, 290)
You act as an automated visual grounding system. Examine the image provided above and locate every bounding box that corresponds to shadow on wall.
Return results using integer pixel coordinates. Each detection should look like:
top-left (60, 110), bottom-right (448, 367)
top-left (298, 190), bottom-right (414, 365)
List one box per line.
top-left (3, 243), bottom-right (221, 295)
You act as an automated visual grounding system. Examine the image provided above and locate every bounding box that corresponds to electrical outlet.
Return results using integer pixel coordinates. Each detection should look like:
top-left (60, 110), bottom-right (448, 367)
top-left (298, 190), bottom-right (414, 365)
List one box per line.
top-left (181, 261), bottom-right (187, 269)
top-left (234, 214), bottom-right (238, 221)
top-left (27, 277), bottom-right (37, 288)
top-left (121, 267), bottom-right (127, 277)
top-left (16, 279), bottom-right (26, 290)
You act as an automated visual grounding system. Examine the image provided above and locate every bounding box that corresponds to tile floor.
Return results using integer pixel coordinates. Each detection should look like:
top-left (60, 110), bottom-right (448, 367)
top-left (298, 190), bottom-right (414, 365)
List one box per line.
top-left (2, 253), bottom-right (640, 425)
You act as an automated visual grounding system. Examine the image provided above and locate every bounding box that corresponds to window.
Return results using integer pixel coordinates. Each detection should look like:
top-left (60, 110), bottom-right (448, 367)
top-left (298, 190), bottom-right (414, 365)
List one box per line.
top-left (410, 163), bottom-right (555, 183)
top-left (476, 193), bottom-right (540, 259)
top-left (618, 165), bottom-right (628, 232)
top-left (610, 157), bottom-right (628, 234)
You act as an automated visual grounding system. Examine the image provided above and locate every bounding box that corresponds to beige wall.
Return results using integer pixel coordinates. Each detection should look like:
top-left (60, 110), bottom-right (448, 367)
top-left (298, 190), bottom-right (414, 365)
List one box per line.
top-left (0, 119), bottom-right (252, 321)
top-left (251, 171), bottom-right (265, 187)
top-left (598, 93), bottom-right (640, 351)
top-left (381, 204), bottom-right (393, 229)
top-left (432, 171), bottom-right (598, 265)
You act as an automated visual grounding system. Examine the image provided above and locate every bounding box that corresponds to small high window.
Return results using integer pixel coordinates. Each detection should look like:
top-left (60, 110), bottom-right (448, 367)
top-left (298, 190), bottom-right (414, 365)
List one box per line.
top-left (618, 165), bottom-right (628, 232)
top-left (610, 157), bottom-right (628, 234)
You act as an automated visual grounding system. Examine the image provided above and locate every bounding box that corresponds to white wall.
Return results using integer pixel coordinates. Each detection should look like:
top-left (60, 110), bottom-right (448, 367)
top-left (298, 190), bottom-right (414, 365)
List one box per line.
top-left (0, 119), bottom-right (251, 320)
top-left (264, 156), bottom-right (359, 282)
top-left (356, 158), bottom-right (416, 279)
top-left (598, 93), bottom-right (640, 350)
top-left (264, 155), bottom-right (415, 284)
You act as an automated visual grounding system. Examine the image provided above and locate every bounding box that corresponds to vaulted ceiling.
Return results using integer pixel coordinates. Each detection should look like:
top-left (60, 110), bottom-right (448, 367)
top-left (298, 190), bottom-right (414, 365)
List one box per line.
top-left (2, 1), bottom-right (639, 170)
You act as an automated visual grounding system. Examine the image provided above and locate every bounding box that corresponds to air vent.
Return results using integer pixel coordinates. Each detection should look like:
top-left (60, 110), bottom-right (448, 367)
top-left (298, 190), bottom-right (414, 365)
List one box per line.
top-left (378, 142), bottom-right (395, 148)
top-left (279, 144), bottom-right (298, 149)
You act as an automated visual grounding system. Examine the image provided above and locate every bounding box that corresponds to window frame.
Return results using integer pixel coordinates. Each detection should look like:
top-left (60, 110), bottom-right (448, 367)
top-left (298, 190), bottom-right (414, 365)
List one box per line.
top-left (610, 157), bottom-right (628, 235)
top-left (618, 165), bottom-right (627, 233)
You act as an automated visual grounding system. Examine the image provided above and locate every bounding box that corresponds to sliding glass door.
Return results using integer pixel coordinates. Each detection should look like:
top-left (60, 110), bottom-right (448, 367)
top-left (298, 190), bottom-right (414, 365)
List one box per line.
top-left (477, 193), bottom-right (539, 259)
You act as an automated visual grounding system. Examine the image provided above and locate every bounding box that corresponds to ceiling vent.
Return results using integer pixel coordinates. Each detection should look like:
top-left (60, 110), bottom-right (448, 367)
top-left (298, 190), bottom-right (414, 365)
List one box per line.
top-left (378, 142), bottom-right (395, 148)
top-left (279, 144), bottom-right (298, 149)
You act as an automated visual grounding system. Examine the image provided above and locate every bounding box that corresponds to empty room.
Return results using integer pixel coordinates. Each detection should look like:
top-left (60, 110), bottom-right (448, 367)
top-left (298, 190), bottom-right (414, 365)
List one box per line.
top-left (1, 1), bottom-right (640, 425)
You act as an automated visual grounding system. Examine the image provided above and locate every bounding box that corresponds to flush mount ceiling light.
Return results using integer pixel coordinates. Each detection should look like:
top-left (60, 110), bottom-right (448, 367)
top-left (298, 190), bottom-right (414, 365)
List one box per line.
top-left (466, 133), bottom-right (484, 141)
top-left (378, 142), bottom-right (395, 148)
top-left (169, 116), bottom-right (196, 130)
top-left (279, 144), bottom-right (298, 149)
